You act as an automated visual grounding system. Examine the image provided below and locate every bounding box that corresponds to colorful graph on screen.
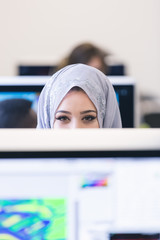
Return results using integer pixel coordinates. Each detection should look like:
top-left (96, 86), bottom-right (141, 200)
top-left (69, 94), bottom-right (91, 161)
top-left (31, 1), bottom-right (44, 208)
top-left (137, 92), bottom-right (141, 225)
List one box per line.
top-left (81, 176), bottom-right (108, 188)
top-left (0, 199), bottom-right (67, 240)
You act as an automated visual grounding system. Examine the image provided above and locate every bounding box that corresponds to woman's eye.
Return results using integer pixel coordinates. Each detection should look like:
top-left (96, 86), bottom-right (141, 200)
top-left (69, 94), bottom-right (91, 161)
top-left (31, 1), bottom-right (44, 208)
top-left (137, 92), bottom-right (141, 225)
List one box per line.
top-left (55, 116), bottom-right (69, 122)
top-left (82, 115), bottom-right (96, 122)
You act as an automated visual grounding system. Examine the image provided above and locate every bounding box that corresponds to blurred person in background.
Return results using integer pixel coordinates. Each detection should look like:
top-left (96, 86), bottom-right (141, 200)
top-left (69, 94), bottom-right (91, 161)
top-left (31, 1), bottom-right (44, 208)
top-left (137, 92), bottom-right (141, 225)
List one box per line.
top-left (56, 42), bottom-right (109, 74)
top-left (0, 98), bottom-right (37, 128)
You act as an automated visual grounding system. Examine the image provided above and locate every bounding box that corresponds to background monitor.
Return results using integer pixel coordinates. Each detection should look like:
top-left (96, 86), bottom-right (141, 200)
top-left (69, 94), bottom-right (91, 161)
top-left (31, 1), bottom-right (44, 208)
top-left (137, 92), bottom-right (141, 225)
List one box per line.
top-left (0, 77), bottom-right (45, 114)
top-left (0, 76), bottom-right (135, 128)
top-left (18, 65), bottom-right (56, 76)
top-left (108, 76), bottom-right (135, 128)
top-left (0, 129), bottom-right (160, 240)
top-left (18, 64), bottom-right (125, 76)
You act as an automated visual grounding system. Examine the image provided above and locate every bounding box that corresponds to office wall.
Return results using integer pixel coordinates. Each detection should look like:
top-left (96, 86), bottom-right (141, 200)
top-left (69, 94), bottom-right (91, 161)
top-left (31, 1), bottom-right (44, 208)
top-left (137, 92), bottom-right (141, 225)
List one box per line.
top-left (0, 0), bottom-right (160, 96)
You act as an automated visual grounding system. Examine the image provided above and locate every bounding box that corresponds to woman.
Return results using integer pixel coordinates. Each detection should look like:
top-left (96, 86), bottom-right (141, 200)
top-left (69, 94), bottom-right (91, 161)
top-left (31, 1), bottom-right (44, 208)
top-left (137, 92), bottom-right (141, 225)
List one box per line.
top-left (56, 42), bottom-right (108, 74)
top-left (37, 64), bottom-right (122, 128)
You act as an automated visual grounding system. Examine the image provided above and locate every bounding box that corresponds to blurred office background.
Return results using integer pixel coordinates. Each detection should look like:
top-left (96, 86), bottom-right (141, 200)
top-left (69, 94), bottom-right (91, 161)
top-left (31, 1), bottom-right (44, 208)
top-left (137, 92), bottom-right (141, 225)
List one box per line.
top-left (0, 0), bottom-right (160, 127)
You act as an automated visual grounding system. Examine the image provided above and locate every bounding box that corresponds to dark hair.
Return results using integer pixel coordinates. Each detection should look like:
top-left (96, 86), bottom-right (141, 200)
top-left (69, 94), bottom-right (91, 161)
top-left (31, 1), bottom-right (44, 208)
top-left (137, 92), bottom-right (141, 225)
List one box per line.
top-left (69, 43), bottom-right (106, 63)
top-left (57, 42), bottom-right (108, 74)
top-left (0, 98), bottom-right (37, 128)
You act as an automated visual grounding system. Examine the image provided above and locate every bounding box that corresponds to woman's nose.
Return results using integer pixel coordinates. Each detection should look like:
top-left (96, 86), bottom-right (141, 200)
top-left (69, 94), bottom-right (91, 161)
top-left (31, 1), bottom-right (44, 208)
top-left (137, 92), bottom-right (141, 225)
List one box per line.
top-left (71, 120), bottom-right (83, 128)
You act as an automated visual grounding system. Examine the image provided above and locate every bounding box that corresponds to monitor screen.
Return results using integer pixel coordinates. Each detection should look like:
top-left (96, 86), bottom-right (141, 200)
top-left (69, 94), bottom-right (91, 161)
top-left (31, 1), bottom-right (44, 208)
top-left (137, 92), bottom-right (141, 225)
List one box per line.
top-left (0, 129), bottom-right (160, 240)
top-left (18, 64), bottom-right (125, 76)
top-left (0, 77), bottom-right (44, 114)
top-left (18, 65), bottom-right (56, 76)
top-left (0, 76), bottom-right (135, 128)
top-left (109, 76), bottom-right (135, 128)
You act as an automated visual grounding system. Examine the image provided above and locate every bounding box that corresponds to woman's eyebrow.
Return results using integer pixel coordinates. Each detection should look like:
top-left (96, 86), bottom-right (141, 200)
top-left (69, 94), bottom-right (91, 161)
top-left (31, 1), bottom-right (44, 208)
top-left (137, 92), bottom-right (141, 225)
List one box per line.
top-left (55, 110), bottom-right (71, 115)
top-left (80, 110), bottom-right (97, 114)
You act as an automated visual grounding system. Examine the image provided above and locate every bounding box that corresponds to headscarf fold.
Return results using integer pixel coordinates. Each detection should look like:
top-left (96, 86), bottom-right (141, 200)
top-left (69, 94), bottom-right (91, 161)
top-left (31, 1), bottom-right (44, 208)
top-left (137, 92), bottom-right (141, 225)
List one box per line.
top-left (37, 64), bottom-right (122, 128)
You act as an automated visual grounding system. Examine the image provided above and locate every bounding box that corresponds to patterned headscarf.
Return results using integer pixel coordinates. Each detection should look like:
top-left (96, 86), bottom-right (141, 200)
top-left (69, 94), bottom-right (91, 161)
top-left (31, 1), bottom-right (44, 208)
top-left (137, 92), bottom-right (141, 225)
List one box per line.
top-left (37, 64), bottom-right (122, 128)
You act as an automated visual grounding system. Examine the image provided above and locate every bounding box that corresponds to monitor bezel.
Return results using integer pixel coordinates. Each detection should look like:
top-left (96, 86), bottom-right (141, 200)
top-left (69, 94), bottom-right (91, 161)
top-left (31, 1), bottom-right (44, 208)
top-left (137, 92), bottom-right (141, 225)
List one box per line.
top-left (0, 150), bottom-right (160, 159)
top-left (0, 129), bottom-right (160, 159)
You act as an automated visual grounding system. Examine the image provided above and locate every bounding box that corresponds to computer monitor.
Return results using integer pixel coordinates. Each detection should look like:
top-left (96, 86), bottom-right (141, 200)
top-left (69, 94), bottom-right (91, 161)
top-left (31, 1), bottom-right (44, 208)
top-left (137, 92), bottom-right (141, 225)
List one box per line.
top-left (108, 76), bottom-right (135, 128)
top-left (0, 129), bottom-right (160, 240)
top-left (18, 65), bottom-right (56, 76)
top-left (0, 76), bottom-right (46, 114)
top-left (18, 64), bottom-right (125, 76)
top-left (0, 76), bottom-right (135, 128)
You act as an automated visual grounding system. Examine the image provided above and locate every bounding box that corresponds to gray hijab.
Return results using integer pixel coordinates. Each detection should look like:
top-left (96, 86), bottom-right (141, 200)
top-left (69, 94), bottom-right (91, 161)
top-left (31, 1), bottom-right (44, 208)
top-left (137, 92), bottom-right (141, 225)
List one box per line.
top-left (37, 64), bottom-right (122, 128)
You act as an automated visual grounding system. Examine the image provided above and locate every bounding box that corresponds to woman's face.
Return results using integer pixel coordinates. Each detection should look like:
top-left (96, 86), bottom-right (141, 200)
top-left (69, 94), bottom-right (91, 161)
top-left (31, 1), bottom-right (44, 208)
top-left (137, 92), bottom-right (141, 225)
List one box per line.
top-left (53, 90), bottom-right (99, 128)
top-left (87, 56), bottom-right (104, 72)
